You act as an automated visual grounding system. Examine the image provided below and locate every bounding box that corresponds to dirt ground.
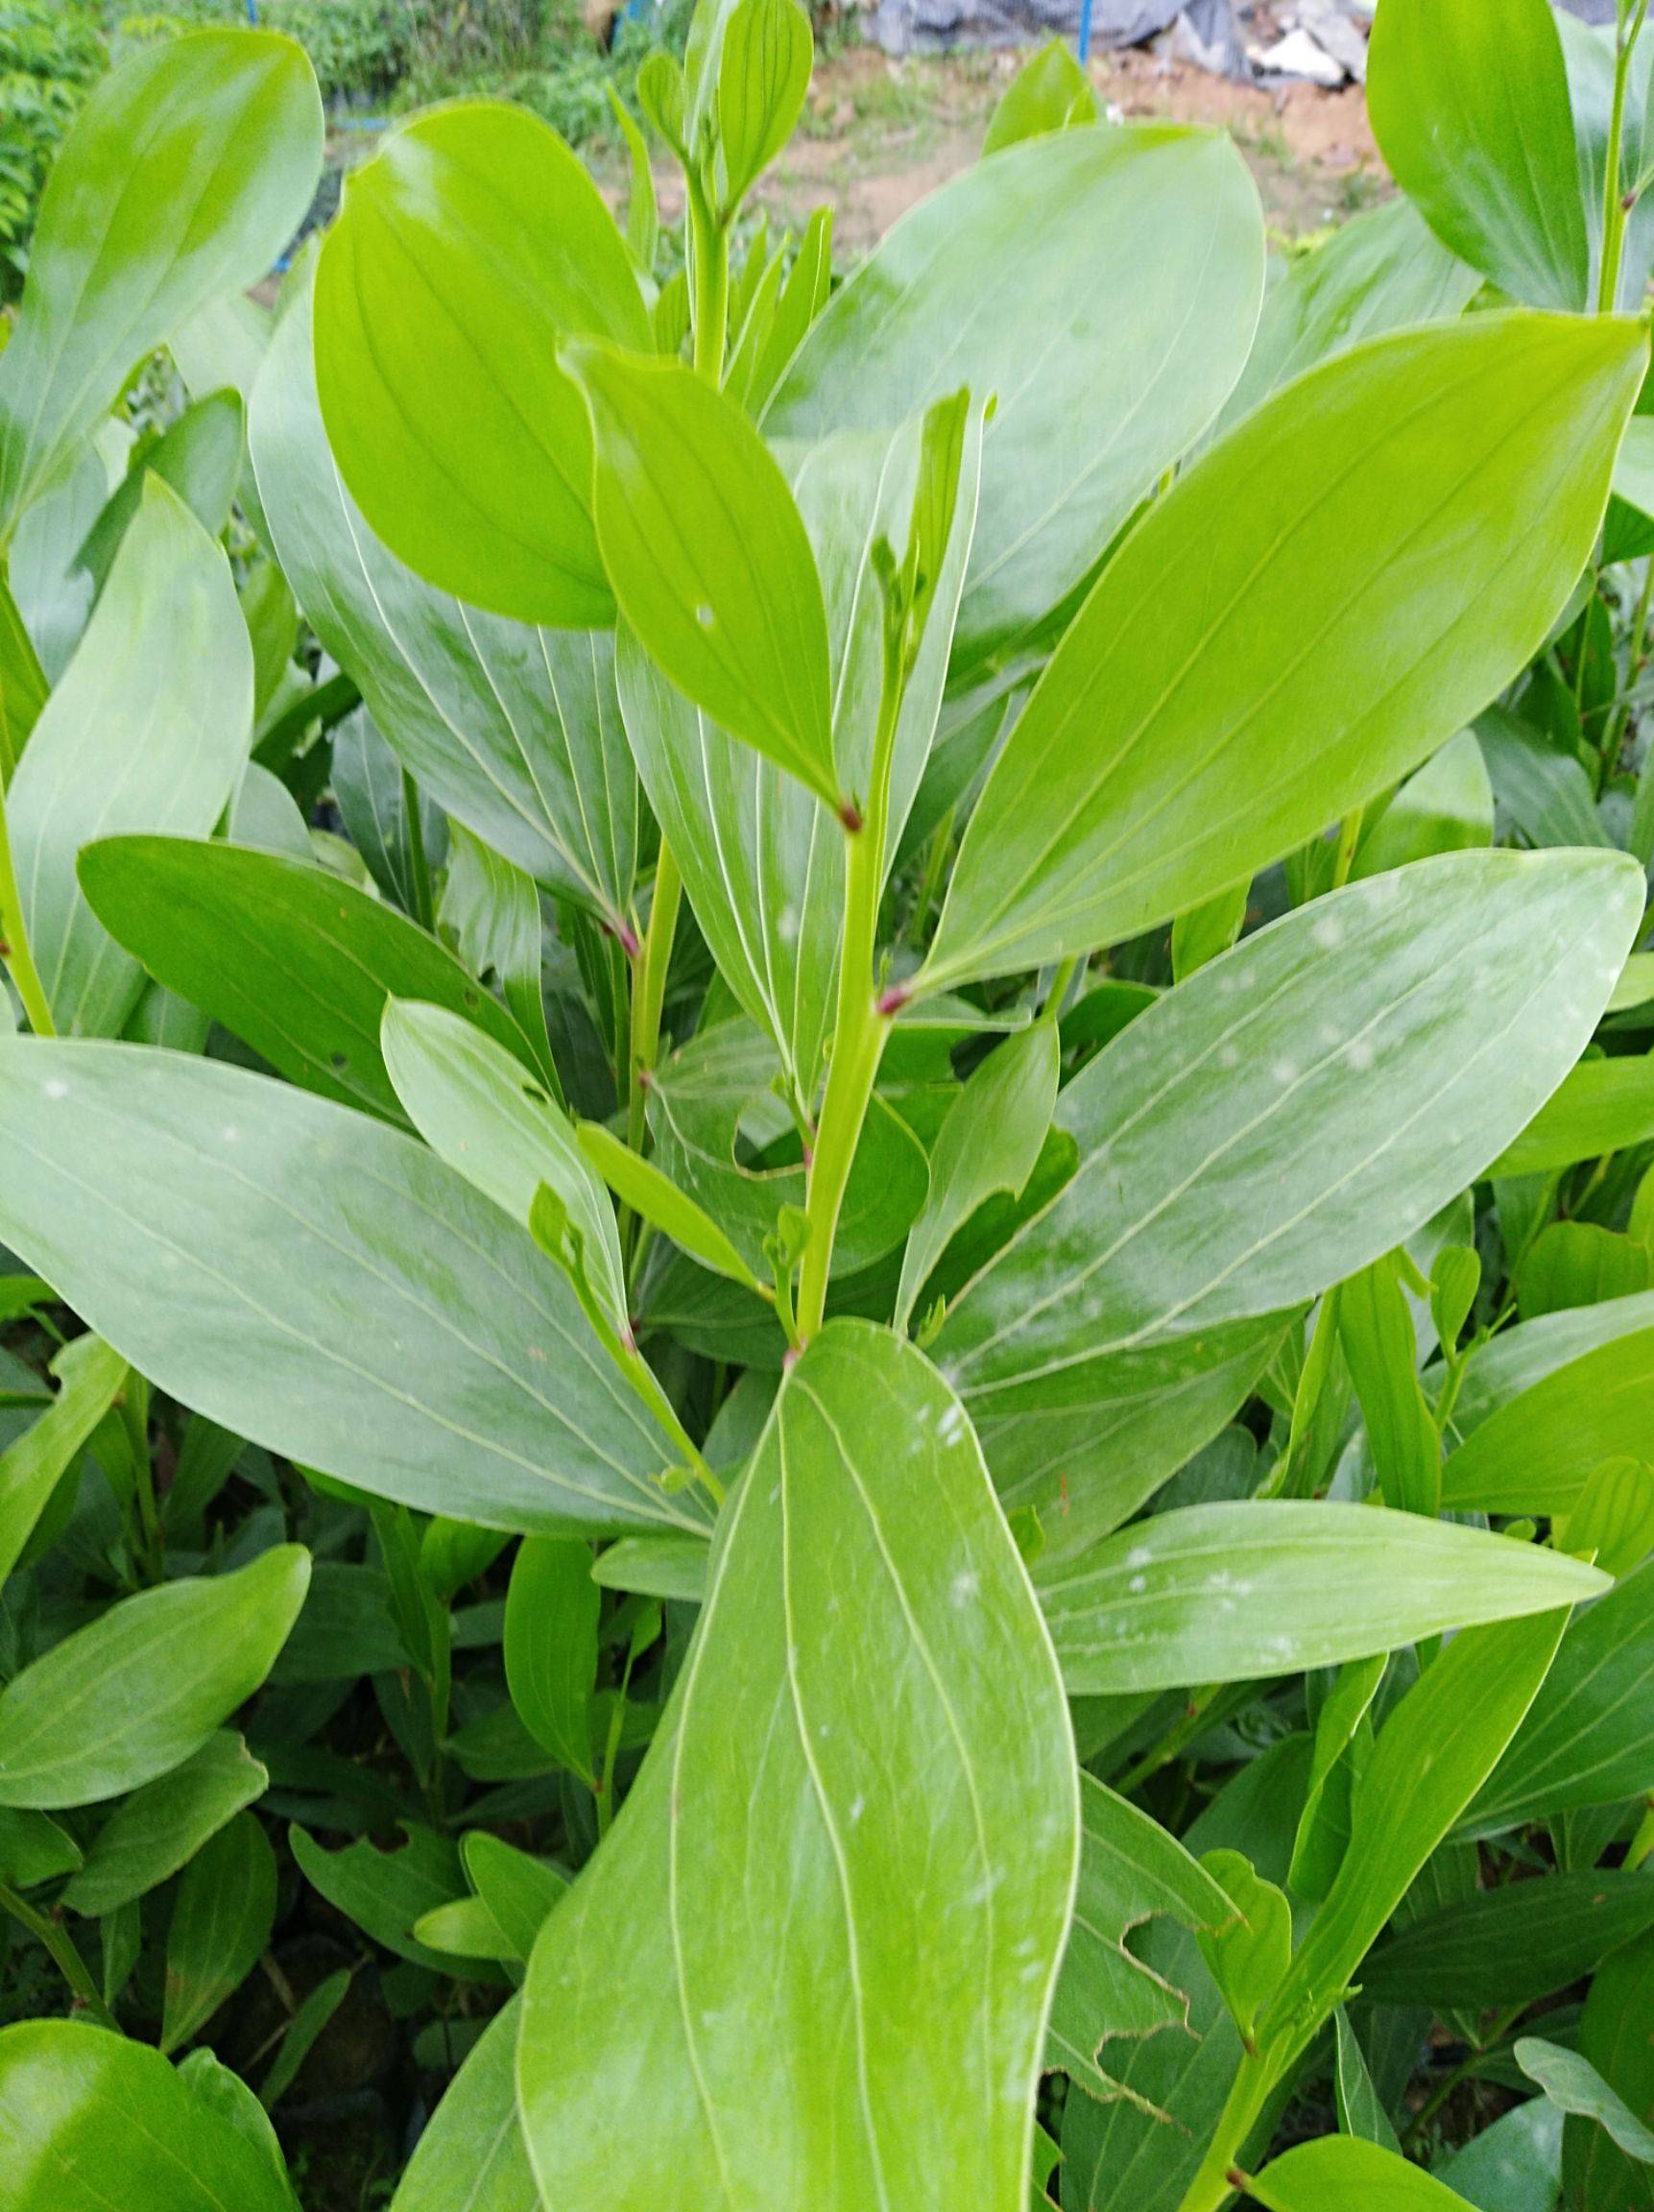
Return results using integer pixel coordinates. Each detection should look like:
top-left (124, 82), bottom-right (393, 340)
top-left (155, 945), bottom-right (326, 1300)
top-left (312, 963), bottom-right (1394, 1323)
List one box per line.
top-left (637, 41), bottom-right (1384, 256)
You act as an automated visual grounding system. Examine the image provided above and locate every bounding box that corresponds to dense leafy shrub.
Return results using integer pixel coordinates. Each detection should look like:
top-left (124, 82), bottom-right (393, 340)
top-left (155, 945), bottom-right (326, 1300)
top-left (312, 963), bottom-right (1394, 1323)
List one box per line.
top-left (3, 4), bottom-right (1654, 2211)
top-left (0, 1), bottom-right (104, 295)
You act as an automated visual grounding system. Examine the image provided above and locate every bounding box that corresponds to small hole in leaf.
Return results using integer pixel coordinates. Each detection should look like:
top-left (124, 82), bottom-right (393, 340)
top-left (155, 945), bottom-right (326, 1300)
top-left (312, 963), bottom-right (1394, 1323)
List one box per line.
top-left (695, 604), bottom-right (715, 629)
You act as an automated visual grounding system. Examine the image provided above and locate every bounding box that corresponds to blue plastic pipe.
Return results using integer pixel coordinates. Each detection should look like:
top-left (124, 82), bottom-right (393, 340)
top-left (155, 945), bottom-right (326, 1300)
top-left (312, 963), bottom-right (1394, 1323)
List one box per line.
top-left (1077, 0), bottom-right (1093, 60)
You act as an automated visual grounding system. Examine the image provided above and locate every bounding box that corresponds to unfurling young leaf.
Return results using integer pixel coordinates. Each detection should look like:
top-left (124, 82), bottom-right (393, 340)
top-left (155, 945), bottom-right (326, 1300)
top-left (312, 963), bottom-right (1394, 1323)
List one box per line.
top-left (1196, 1850), bottom-right (1292, 2049)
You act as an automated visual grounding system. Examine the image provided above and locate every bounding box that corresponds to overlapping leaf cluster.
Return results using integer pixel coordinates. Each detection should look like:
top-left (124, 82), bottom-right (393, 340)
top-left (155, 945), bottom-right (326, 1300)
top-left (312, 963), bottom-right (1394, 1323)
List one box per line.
top-left (1, 2), bottom-right (1654, 2208)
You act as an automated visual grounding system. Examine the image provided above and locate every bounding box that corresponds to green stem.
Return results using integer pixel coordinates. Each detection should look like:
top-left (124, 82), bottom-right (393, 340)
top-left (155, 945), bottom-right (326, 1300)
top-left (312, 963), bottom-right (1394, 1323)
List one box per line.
top-left (401, 769), bottom-right (435, 931)
top-left (1040, 953), bottom-right (1080, 1027)
top-left (0, 1882), bottom-right (120, 2032)
top-left (0, 781), bottom-right (53, 1035)
top-left (796, 651), bottom-right (905, 1341)
top-left (688, 179), bottom-right (730, 384)
top-left (1174, 2055), bottom-right (1270, 2212)
top-left (1599, 0), bottom-right (1648, 313)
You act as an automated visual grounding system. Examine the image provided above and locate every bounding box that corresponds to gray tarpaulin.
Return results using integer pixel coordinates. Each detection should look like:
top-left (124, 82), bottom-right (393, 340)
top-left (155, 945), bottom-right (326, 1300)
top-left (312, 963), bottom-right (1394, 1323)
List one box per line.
top-left (871, 0), bottom-right (1239, 56)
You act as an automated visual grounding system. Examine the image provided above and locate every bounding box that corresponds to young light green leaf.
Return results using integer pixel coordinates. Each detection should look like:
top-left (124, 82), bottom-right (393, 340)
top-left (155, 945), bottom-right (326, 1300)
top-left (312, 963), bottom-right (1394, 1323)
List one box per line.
top-left (62, 1732), bottom-right (267, 1918)
top-left (8, 481), bottom-right (252, 1036)
top-left (1554, 1455), bottom-right (1654, 1576)
top-left (517, 1321), bottom-right (1078, 2210)
top-left (0, 2019), bottom-right (299, 2212)
top-left (315, 103), bottom-right (648, 627)
top-left (925, 315), bottom-right (1643, 987)
top-left (0, 30), bottom-right (322, 539)
top-left (567, 344), bottom-right (839, 812)
top-left (80, 837), bottom-right (537, 1126)
top-left (1197, 1849), bottom-right (1291, 2048)
top-left (1367, 0), bottom-right (1589, 312)
top-left (75, 389), bottom-right (245, 596)
top-left (1250, 2135), bottom-right (1473, 2211)
top-left (162, 1811), bottom-right (278, 2052)
top-left (0, 1042), bottom-right (702, 1537)
top-left (252, 282), bottom-right (644, 928)
top-left (504, 1537), bottom-right (600, 1783)
top-left (0, 1546), bottom-right (308, 1809)
top-left (982, 39), bottom-right (1099, 156)
top-left (578, 1118), bottom-right (767, 1293)
top-left (381, 999), bottom-right (624, 1330)
top-left (938, 852), bottom-right (1643, 1544)
top-left (0, 1331), bottom-right (127, 1584)
top-left (1038, 1501), bottom-right (1603, 1695)
top-left (1288, 1653), bottom-right (1385, 1903)
top-left (767, 126), bottom-right (1265, 668)
top-left (716, 0), bottom-right (812, 208)
top-left (897, 1022), bottom-right (1057, 1331)
top-left (462, 1833), bottom-right (567, 1960)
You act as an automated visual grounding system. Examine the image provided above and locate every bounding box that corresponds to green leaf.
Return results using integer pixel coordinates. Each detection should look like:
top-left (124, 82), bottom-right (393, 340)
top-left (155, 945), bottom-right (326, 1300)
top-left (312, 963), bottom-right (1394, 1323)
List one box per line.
top-left (1209, 199), bottom-right (1478, 444)
top-left (568, 344), bottom-right (838, 811)
top-left (0, 1808), bottom-right (79, 1888)
top-left (1038, 1502), bottom-right (1603, 1695)
top-left (1045, 1772), bottom-right (1232, 2103)
top-left (8, 482), bottom-right (252, 1036)
top-left (1334, 2009), bottom-right (1402, 2154)
top-left (1197, 1849), bottom-right (1291, 2048)
top-left (79, 838), bottom-right (537, 1126)
top-left (517, 1320), bottom-right (1078, 2209)
top-left (619, 400), bottom-right (981, 1100)
top-left (1367, 0), bottom-right (1589, 312)
top-left (62, 1732), bottom-right (267, 1917)
top-left (251, 281), bottom-right (644, 927)
top-left (0, 2018), bottom-right (298, 2211)
top-left (897, 1022), bottom-right (1057, 1332)
top-left (436, 825), bottom-right (563, 1100)
top-left (1566, 1926), bottom-right (1654, 2210)
top-left (0, 1042), bottom-right (702, 1537)
top-left (937, 851), bottom-right (1642, 1550)
top-left (716, 0), bottom-right (812, 207)
top-left (504, 1537), bottom-right (600, 1782)
top-left (1463, 1560), bottom-right (1654, 1837)
top-left (0, 1331), bottom-right (127, 1584)
top-left (162, 1810), bottom-right (278, 2052)
top-left (1491, 1056), bottom-right (1654, 1179)
top-left (1517, 2037), bottom-right (1654, 2166)
top-left (1251, 2136), bottom-right (1472, 2210)
top-left (924, 315), bottom-right (1643, 987)
top-left (0, 30), bottom-right (322, 539)
top-left (1363, 1871), bottom-right (1654, 2009)
top-left (1256, 1610), bottom-right (1570, 2083)
top-left (289, 1822), bottom-right (468, 1972)
top-left (381, 998), bottom-right (623, 1328)
top-left (767, 127), bottom-right (1264, 669)
top-left (1437, 2099), bottom-right (1564, 2212)
top-left (462, 1833), bottom-right (567, 1960)
top-left (1339, 1257), bottom-right (1440, 1516)
top-left (1288, 1653), bottom-right (1385, 1904)
top-left (1352, 730), bottom-right (1495, 882)
top-left (0, 1546), bottom-right (308, 1809)
top-left (314, 103), bottom-right (648, 627)
top-left (1443, 1327), bottom-right (1654, 1517)
top-left (1554, 1457), bottom-right (1654, 1578)
top-left (389, 2001), bottom-right (539, 2212)
top-left (578, 1118), bottom-right (766, 1293)
top-left (982, 38), bottom-right (1098, 156)
top-left (258, 1967), bottom-right (352, 2111)
top-left (76, 389), bottom-right (245, 598)
top-left (331, 709), bottom-right (448, 916)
